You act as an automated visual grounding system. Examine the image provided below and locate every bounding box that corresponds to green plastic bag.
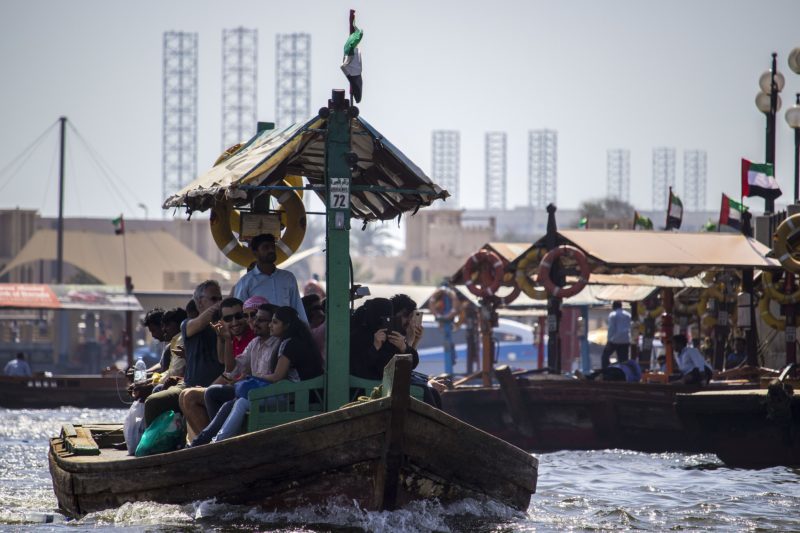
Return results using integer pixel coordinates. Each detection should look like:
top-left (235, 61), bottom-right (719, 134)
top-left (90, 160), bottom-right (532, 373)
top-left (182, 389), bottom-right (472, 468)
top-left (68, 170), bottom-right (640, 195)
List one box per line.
top-left (135, 410), bottom-right (185, 457)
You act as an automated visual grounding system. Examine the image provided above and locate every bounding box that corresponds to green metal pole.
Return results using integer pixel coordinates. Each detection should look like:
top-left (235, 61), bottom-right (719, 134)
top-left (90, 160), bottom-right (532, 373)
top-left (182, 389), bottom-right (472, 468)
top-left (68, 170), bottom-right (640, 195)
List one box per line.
top-left (324, 89), bottom-right (353, 410)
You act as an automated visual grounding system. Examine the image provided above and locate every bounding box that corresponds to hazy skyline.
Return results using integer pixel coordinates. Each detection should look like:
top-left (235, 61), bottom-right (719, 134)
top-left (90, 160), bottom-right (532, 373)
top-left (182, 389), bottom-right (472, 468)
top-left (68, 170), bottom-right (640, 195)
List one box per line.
top-left (1, 0), bottom-right (799, 223)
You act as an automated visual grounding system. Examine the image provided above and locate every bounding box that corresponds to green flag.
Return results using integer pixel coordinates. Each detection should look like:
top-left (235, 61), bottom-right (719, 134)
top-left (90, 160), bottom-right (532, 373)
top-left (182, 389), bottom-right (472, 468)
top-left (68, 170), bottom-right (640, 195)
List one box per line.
top-left (633, 211), bottom-right (653, 230)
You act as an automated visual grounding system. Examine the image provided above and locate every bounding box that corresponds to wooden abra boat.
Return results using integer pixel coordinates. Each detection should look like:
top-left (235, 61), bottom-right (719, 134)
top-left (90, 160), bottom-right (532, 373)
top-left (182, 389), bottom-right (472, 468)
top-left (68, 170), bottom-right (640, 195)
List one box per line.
top-left (675, 379), bottom-right (800, 468)
top-left (49, 356), bottom-right (537, 517)
top-left (0, 373), bottom-right (130, 409)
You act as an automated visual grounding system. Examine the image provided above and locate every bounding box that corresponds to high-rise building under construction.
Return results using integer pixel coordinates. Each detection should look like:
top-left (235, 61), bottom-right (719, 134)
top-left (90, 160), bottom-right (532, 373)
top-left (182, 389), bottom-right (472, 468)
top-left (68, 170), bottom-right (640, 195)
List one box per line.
top-left (528, 129), bottom-right (557, 208)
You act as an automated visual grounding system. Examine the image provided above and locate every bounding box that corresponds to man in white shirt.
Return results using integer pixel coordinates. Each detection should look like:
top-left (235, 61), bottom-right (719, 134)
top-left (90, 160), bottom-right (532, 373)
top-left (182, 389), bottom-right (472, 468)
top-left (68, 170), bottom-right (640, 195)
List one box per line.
top-left (4, 352), bottom-right (32, 376)
top-left (233, 233), bottom-right (307, 323)
top-left (601, 301), bottom-right (632, 369)
top-left (672, 334), bottom-right (712, 385)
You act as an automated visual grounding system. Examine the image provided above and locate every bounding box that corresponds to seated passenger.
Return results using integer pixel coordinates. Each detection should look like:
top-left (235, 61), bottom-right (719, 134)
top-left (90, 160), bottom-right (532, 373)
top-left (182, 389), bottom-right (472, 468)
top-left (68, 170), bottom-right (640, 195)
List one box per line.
top-left (673, 334), bottom-right (712, 385)
top-left (179, 297), bottom-right (254, 439)
top-left (725, 337), bottom-right (747, 370)
top-left (350, 297), bottom-right (419, 381)
top-left (191, 306), bottom-right (323, 445)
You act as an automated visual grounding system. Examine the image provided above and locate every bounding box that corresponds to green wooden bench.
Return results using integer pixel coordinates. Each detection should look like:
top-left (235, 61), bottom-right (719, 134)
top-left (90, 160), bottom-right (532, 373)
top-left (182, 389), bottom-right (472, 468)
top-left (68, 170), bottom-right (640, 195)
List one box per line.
top-left (246, 375), bottom-right (426, 432)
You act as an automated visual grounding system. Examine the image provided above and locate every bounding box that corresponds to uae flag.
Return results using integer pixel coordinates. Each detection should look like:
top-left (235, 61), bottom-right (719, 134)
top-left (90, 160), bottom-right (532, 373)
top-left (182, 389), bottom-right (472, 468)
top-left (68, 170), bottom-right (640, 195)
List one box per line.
top-left (341, 10), bottom-right (363, 103)
top-left (111, 214), bottom-right (125, 235)
top-left (741, 159), bottom-right (781, 200)
top-left (632, 211), bottom-right (653, 230)
top-left (666, 188), bottom-right (683, 230)
top-left (719, 193), bottom-right (745, 230)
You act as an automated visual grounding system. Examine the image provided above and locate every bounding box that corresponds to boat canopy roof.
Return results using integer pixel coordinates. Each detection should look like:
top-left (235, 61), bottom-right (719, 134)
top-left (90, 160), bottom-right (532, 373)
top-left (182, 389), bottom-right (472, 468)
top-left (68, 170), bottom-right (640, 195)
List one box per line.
top-left (162, 116), bottom-right (449, 221)
top-left (512, 230), bottom-right (779, 277)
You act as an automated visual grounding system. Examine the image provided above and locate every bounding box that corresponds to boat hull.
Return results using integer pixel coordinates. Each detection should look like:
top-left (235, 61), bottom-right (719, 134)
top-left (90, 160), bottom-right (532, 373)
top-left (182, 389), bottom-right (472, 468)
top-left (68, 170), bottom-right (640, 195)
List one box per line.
top-left (675, 388), bottom-right (800, 468)
top-left (441, 379), bottom-right (741, 453)
top-left (49, 397), bottom-right (537, 517)
top-left (0, 374), bottom-right (130, 409)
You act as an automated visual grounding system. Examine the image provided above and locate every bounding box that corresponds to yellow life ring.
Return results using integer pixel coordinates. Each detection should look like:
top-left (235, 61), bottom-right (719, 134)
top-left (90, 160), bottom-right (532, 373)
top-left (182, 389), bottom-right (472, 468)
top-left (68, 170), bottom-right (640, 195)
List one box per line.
top-left (773, 214), bottom-right (800, 273)
top-left (649, 305), bottom-right (664, 320)
top-left (762, 270), bottom-right (800, 304)
top-left (209, 181), bottom-right (306, 268)
top-left (514, 248), bottom-right (548, 300)
top-left (758, 294), bottom-right (786, 331)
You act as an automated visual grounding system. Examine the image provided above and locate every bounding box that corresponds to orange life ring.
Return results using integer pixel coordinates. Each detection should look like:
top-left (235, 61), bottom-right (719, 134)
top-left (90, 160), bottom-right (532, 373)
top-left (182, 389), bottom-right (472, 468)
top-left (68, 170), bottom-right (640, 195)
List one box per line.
top-left (537, 245), bottom-right (590, 299)
top-left (463, 250), bottom-right (504, 297)
top-left (429, 287), bottom-right (459, 321)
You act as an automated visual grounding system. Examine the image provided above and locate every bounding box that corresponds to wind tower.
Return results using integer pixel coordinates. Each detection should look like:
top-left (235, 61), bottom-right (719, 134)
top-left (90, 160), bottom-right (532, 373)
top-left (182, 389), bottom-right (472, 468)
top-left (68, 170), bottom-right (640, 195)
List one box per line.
top-left (222, 27), bottom-right (258, 150)
top-left (606, 149), bottom-right (630, 202)
top-left (275, 33), bottom-right (311, 128)
top-left (485, 132), bottom-right (507, 209)
top-left (528, 129), bottom-right (558, 208)
top-left (431, 131), bottom-right (460, 208)
top-left (162, 31), bottom-right (199, 207)
top-left (652, 147), bottom-right (676, 209)
top-left (683, 149), bottom-right (707, 212)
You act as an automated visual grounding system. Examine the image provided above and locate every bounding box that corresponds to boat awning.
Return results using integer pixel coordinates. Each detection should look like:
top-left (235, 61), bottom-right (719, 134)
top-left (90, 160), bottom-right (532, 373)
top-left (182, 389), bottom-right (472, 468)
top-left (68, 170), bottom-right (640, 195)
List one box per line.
top-left (512, 230), bottom-right (779, 277)
top-left (0, 284), bottom-right (142, 311)
top-left (162, 116), bottom-right (449, 222)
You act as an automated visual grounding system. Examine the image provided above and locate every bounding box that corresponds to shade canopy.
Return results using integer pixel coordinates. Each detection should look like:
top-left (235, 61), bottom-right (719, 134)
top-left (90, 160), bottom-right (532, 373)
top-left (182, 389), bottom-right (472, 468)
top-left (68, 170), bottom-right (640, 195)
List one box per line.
top-left (163, 116), bottom-right (449, 221)
top-left (0, 229), bottom-right (230, 291)
top-left (512, 230), bottom-right (779, 277)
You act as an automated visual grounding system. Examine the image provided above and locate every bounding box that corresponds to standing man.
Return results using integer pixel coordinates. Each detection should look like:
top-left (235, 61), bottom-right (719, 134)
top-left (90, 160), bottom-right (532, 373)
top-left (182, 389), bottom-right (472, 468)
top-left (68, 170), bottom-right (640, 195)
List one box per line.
top-left (4, 352), bottom-right (32, 376)
top-left (144, 280), bottom-right (224, 427)
top-left (233, 233), bottom-right (307, 323)
top-left (601, 301), bottom-right (632, 369)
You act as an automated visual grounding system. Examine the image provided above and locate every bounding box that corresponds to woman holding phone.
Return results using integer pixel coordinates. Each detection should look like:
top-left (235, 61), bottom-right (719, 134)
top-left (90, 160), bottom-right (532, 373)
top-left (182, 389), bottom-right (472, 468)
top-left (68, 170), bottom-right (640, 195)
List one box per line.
top-left (350, 297), bottom-right (420, 381)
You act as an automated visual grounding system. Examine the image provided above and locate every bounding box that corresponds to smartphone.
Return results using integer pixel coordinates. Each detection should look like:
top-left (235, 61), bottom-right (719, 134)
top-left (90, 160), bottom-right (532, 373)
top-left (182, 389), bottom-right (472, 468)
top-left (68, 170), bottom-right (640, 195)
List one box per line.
top-left (381, 316), bottom-right (392, 332)
top-left (412, 310), bottom-right (423, 329)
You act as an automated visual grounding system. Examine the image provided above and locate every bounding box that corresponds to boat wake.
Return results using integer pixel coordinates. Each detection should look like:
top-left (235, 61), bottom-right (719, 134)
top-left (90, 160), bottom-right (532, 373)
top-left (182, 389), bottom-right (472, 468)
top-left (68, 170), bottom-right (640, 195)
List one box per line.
top-left (71, 496), bottom-right (522, 532)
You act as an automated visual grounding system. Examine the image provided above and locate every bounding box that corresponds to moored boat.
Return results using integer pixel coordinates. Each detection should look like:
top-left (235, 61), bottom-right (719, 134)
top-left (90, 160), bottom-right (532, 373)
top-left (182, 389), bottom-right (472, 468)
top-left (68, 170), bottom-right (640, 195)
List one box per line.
top-left (0, 373), bottom-right (130, 409)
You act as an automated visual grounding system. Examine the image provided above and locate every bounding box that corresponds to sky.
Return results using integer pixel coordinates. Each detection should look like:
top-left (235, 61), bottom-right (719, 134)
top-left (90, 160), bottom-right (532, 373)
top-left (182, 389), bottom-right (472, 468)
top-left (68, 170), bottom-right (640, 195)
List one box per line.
top-left (1, 0), bottom-right (799, 224)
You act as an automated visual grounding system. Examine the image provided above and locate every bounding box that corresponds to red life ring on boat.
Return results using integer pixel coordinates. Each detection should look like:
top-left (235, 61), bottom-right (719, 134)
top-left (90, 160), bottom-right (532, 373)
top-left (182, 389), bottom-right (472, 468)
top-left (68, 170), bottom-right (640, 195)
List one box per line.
top-left (537, 245), bottom-right (590, 299)
top-left (463, 250), bottom-right (504, 297)
top-left (495, 284), bottom-right (521, 305)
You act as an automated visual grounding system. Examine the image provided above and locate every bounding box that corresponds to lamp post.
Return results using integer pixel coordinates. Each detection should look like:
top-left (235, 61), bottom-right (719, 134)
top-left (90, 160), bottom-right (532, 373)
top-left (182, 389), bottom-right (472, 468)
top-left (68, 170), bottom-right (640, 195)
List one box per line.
top-left (786, 94), bottom-right (800, 203)
top-left (787, 46), bottom-right (800, 203)
top-left (755, 53), bottom-right (784, 213)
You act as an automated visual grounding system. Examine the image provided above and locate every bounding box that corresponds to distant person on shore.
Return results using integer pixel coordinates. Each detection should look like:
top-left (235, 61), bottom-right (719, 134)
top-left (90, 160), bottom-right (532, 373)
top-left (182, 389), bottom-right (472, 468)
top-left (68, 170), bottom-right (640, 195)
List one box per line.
top-left (233, 233), bottom-right (307, 323)
top-left (601, 301), bottom-right (631, 369)
top-left (4, 352), bottom-right (32, 376)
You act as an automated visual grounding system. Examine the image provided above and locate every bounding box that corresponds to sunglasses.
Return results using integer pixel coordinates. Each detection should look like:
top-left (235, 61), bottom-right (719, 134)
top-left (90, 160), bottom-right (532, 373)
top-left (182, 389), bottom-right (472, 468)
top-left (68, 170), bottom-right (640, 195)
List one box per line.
top-left (221, 312), bottom-right (245, 323)
top-left (207, 295), bottom-right (222, 302)
top-left (243, 311), bottom-right (258, 320)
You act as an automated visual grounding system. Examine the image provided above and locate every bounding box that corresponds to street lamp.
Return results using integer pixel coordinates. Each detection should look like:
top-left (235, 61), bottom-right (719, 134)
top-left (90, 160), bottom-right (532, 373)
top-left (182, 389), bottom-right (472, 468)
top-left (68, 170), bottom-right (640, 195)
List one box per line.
top-left (137, 203), bottom-right (149, 220)
top-left (786, 94), bottom-right (800, 203)
top-left (755, 53), bottom-right (783, 213)
top-left (787, 47), bottom-right (800, 204)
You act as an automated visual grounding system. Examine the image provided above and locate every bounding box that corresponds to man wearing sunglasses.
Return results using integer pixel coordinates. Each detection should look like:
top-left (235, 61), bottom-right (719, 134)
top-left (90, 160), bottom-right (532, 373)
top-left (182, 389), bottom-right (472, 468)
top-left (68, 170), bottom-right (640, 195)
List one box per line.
top-left (144, 280), bottom-right (224, 431)
top-left (180, 296), bottom-right (256, 439)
